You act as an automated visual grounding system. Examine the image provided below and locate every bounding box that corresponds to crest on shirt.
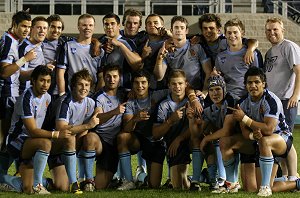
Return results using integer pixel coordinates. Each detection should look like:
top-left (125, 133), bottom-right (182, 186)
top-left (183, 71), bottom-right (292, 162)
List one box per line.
top-left (259, 104), bottom-right (264, 114)
top-left (71, 47), bottom-right (77, 54)
top-left (190, 49), bottom-right (196, 57)
top-left (46, 100), bottom-right (49, 108)
top-left (220, 57), bottom-right (226, 64)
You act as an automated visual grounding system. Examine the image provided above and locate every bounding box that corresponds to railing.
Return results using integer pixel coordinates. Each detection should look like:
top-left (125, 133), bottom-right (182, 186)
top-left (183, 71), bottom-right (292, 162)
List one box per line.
top-left (1, 0), bottom-right (300, 20)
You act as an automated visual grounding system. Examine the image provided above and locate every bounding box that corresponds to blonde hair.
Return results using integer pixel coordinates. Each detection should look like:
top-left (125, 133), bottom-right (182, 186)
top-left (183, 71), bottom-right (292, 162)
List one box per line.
top-left (265, 17), bottom-right (284, 29)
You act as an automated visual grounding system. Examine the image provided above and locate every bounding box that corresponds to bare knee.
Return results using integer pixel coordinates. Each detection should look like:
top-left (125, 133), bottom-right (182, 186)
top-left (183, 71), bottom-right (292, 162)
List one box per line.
top-left (117, 132), bottom-right (131, 152)
top-left (37, 138), bottom-right (52, 152)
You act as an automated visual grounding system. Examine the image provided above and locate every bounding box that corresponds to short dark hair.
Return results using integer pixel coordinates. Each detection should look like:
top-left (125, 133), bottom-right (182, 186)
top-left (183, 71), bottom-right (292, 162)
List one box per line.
top-left (198, 13), bottom-right (222, 30)
top-left (70, 69), bottom-right (93, 91)
top-left (122, 9), bottom-right (142, 27)
top-left (47, 14), bottom-right (64, 31)
top-left (145, 14), bottom-right (164, 25)
top-left (103, 13), bottom-right (120, 24)
top-left (31, 65), bottom-right (52, 82)
top-left (11, 10), bottom-right (31, 28)
top-left (171, 16), bottom-right (189, 29)
top-left (132, 69), bottom-right (151, 84)
top-left (224, 18), bottom-right (245, 34)
top-left (103, 65), bottom-right (122, 78)
top-left (244, 67), bottom-right (267, 88)
top-left (31, 16), bottom-right (48, 27)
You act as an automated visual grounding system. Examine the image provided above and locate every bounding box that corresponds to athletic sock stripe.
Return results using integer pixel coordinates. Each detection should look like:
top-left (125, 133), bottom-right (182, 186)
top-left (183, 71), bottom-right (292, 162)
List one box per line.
top-left (119, 152), bottom-right (131, 158)
top-left (36, 150), bottom-right (50, 156)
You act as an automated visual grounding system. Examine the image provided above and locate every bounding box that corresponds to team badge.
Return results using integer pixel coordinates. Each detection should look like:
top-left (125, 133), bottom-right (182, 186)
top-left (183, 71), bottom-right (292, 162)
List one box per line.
top-left (190, 49), bottom-right (196, 57)
top-left (71, 47), bottom-right (77, 54)
top-left (221, 57), bottom-right (226, 64)
top-left (259, 104), bottom-right (264, 114)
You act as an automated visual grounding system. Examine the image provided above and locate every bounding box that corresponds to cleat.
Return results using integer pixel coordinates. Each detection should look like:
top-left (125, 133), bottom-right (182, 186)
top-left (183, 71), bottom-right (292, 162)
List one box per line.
top-left (257, 186), bottom-right (272, 197)
top-left (162, 178), bottom-right (173, 189)
top-left (82, 179), bottom-right (95, 192)
top-left (108, 178), bottom-right (123, 189)
top-left (218, 177), bottom-right (226, 187)
top-left (190, 181), bottom-right (201, 191)
top-left (200, 168), bottom-right (209, 184)
top-left (70, 182), bottom-right (83, 194)
top-left (212, 181), bottom-right (239, 194)
top-left (0, 183), bottom-right (17, 192)
top-left (135, 166), bottom-right (147, 183)
top-left (117, 180), bottom-right (136, 191)
top-left (32, 183), bottom-right (51, 195)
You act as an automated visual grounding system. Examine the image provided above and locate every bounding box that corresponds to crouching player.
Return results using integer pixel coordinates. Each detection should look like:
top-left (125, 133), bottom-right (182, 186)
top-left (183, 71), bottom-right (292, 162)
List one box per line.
top-left (153, 69), bottom-right (192, 189)
top-left (117, 70), bottom-right (169, 190)
top-left (188, 75), bottom-right (236, 191)
top-left (49, 69), bottom-right (100, 194)
top-left (232, 67), bottom-right (300, 196)
top-left (6, 66), bottom-right (72, 194)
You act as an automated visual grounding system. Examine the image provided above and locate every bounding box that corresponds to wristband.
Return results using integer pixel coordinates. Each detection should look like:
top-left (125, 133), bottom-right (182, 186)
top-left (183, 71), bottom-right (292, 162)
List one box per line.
top-left (15, 57), bottom-right (27, 67)
top-left (59, 92), bottom-right (65, 96)
top-left (242, 115), bottom-right (253, 127)
top-left (51, 131), bottom-right (60, 139)
top-left (249, 132), bottom-right (254, 140)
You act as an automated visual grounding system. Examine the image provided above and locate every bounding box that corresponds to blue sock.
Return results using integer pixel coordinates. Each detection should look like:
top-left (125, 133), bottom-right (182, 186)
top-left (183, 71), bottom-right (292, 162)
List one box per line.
top-left (259, 156), bottom-right (274, 187)
top-left (78, 150), bottom-right (96, 180)
top-left (33, 150), bottom-right (49, 187)
top-left (214, 143), bottom-right (226, 180)
top-left (77, 155), bottom-right (85, 181)
top-left (114, 162), bottom-right (123, 179)
top-left (62, 151), bottom-right (77, 184)
top-left (296, 178), bottom-right (300, 190)
top-left (223, 157), bottom-right (237, 183)
top-left (0, 174), bottom-right (22, 192)
top-left (191, 148), bottom-right (204, 182)
top-left (233, 153), bottom-right (240, 182)
top-left (137, 151), bottom-right (146, 170)
top-left (207, 164), bottom-right (218, 184)
top-left (274, 176), bottom-right (287, 182)
top-left (119, 152), bottom-right (133, 181)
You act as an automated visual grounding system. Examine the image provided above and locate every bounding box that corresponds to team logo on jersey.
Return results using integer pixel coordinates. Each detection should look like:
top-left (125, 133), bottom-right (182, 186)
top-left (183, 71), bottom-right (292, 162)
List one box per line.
top-left (71, 47), bottom-right (77, 54)
top-left (264, 56), bottom-right (277, 72)
top-left (190, 49), bottom-right (196, 57)
top-left (220, 57), bottom-right (226, 64)
top-left (46, 100), bottom-right (49, 108)
top-left (259, 104), bottom-right (265, 114)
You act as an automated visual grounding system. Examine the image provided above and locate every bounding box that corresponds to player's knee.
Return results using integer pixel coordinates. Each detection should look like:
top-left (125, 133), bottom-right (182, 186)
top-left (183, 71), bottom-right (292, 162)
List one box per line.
top-left (38, 138), bottom-right (52, 152)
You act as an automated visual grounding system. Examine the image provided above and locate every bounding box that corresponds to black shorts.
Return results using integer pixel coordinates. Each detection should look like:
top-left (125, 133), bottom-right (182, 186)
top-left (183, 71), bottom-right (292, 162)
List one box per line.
top-left (95, 136), bottom-right (119, 174)
top-left (0, 96), bottom-right (16, 119)
top-left (134, 133), bottom-right (166, 165)
top-left (48, 154), bottom-right (64, 170)
top-left (240, 153), bottom-right (256, 164)
top-left (167, 140), bottom-right (191, 167)
top-left (6, 135), bottom-right (33, 165)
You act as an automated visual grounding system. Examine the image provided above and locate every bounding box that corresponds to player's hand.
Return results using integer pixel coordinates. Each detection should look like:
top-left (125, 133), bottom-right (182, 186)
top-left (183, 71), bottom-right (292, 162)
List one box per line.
top-left (87, 113), bottom-right (100, 129)
top-left (190, 35), bottom-right (200, 45)
top-left (165, 39), bottom-right (176, 53)
top-left (210, 67), bottom-right (221, 77)
top-left (200, 136), bottom-right (209, 153)
top-left (24, 47), bottom-right (37, 62)
top-left (155, 26), bottom-right (172, 37)
top-left (133, 109), bottom-right (150, 122)
top-left (169, 106), bottom-right (185, 124)
top-left (287, 95), bottom-right (299, 109)
top-left (114, 102), bottom-right (127, 114)
top-left (168, 137), bottom-right (181, 157)
top-left (190, 97), bottom-right (203, 116)
top-left (91, 37), bottom-right (102, 57)
top-left (232, 104), bottom-right (245, 122)
top-left (141, 39), bottom-right (152, 60)
top-left (46, 63), bottom-right (55, 71)
top-left (253, 128), bottom-right (262, 140)
top-left (158, 42), bottom-right (168, 59)
top-left (186, 102), bottom-right (195, 119)
top-left (107, 36), bottom-right (121, 47)
top-left (243, 49), bottom-right (254, 65)
top-left (59, 129), bottom-right (72, 138)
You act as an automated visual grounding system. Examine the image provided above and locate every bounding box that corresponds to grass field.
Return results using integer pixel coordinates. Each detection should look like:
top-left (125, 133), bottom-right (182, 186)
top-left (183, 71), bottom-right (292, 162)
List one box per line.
top-left (1, 129), bottom-right (300, 197)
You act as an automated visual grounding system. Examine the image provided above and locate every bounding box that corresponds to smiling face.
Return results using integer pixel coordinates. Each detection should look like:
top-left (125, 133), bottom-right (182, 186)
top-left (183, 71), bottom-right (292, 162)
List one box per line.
top-left (72, 78), bottom-right (91, 101)
top-left (47, 20), bottom-right (63, 41)
top-left (133, 77), bottom-right (149, 99)
top-left (169, 77), bottom-right (187, 99)
top-left (30, 20), bottom-right (48, 44)
top-left (32, 74), bottom-right (51, 97)
top-left (201, 21), bottom-right (220, 43)
top-left (171, 21), bottom-right (188, 41)
top-left (78, 17), bottom-right (95, 39)
top-left (265, 22), bottom-right (284, 45)
top-left (225, 25), bottom-right (243, 48)
top-left (246, 75), bottom-right (266, 101)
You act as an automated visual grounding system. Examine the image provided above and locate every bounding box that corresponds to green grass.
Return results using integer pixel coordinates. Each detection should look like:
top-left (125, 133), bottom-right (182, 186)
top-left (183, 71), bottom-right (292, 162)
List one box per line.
top-left (2, 129), bottom-right (300, 197)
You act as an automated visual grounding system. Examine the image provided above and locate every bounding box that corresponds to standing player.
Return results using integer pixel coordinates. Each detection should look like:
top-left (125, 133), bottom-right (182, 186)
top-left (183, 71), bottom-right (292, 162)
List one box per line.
top-left (18, 16), bottom-right (49, 93)
top-left (56, 14), bottom-right (103, 95)
top-left (78, 65), bottom-right (127, 190)
top-left (100, 13), bottom-right (142, 89)
top-left (154, 16), bottom-right (211, 94)
top-left (6, 65), bottom-right (71, 194)
top-left (264, 17), bottom-right (299, 182)
top-left (0, 11), bottom-right (34, 174)
top-left (153, 69), bottom-right (191, 189)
